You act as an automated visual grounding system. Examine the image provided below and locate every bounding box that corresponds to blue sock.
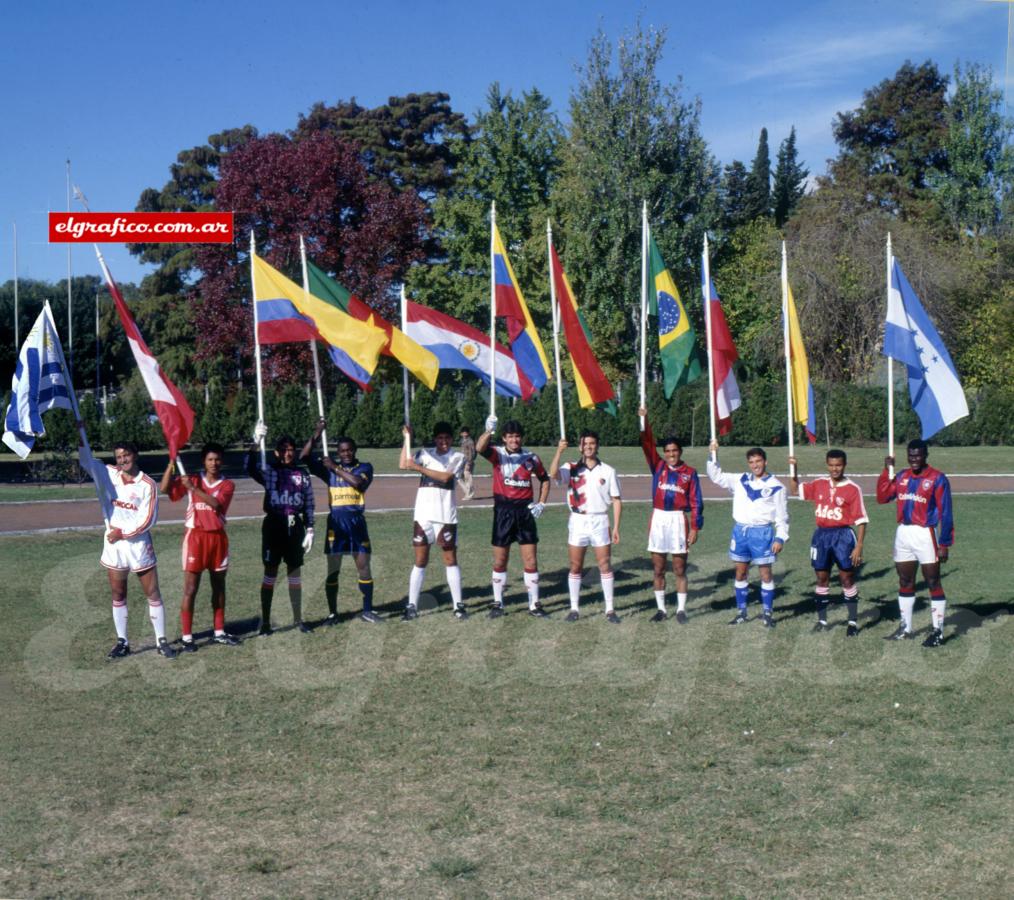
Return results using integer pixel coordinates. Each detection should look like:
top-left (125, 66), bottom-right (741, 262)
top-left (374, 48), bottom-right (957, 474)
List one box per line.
top-left (359, 579), bottom-right (374, 613)
top-left (734, 580), bottom-right (749, 610)
top-left (761, 581), bottom-right (775, 612)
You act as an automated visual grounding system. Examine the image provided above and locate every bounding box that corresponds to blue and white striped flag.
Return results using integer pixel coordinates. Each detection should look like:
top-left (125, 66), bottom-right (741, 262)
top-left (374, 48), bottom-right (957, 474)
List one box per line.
top-left (3, 305), bottom-right (76, 457)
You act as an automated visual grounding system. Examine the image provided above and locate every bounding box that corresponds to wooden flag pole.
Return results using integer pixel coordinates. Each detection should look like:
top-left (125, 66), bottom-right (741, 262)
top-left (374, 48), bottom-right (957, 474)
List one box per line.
top-left (781, 241), bottom-right (796, 478)
top-left (401, 285), bottom-right (412, 458)
top-left (702, 234), bottom-right (717, 459)
top-left (547, 219), bottom-right (566, 440)
top-left (886, 232), bottom-right (895, 480)
top-left (300, 235), bottom-right (328, 457)
top-left (489, 201), bottom-right (497, 417)
top-left (250, 231), bottom-right (267, 469)
top-left (639, 201), bottom-right (648, 431)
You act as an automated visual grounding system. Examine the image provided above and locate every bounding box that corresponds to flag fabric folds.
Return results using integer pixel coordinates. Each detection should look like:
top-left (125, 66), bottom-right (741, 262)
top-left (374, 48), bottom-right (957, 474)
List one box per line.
top-left (256, 297), bottom-right (320, 344)
top-left (97, 252), bottom-right (195, 459)
top-left (492, 225), bottom-right (551, 390)
top-left (784, 281), bottom-right (817, 444)
top-left (884, 259), bottom-right (969, 439)
top-left (252, 254), bottom-right (387, 389)
top-left (405, 300), bottom-right (534, 401)
top-left (549, 243), bottom-right (616, 414)
top-left (306, 260), bottom-right (439, 390)
top-left (648, 236), bottom-right (702, 398)
top-left (702, 273), bottom-right (742, 436)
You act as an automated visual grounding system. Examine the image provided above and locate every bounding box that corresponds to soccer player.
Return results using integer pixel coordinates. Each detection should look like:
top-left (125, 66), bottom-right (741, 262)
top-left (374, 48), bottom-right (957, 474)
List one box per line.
top-left (102, 441), bottom-right (176, 660)
top-left (458, 427), bottom-right (477, 501)
top-left (160, 443), bottom-right (239, 650)
top-left (475, 417), bottom-right (551, 618)
top-left (638, 406), bottom-right (703, 624)
top-left (300, 418), bottom-right (380, 624)
top-left (789, 450), bottom-right (867, 637)
top-left (247, 423), bottom-right (315, 636)
top-left (400, 421), bottom-right (467, 620)
top-left (707, 440), bottom-right (789, 628)
top-left (549, 431), bottom-right (622, 622)
top-left (876, 440), bottom-right (954, 647)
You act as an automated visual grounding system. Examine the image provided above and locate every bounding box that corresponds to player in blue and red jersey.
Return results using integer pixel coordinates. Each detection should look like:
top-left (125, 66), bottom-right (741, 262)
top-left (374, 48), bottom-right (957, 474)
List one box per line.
top-left (475, 417), bottom-right (551, 618)
top-left (876, 439), bottom-right (954, 647)
top-left (638, 407), bottom-right (703, 623)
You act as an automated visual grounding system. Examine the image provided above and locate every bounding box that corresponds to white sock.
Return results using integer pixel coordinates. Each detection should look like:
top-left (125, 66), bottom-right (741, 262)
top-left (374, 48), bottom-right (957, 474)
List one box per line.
top-left (112, 604), bottom-right (128, 641)
top-left (408, 566), bottom-right (426, 608)
top-left (898, 594), bottom-right (915, 631)
top-left (931, 598), bottom-right (946, 631)
top-left (148, 601), bottom-right (166, 641)
top-left (601, 572), bottom-right (615, 613)
top-left (446, 565), bottom-right (463, 608)
top-left (654, 590), bottom-right (666, 612)
top-left (523, 570), bottom-right (540, 609)
top-left (676, 592), bottom-right (687, 613)
top-left (569, 574), bottom-right (583, 611)
top-left (492, 570), bottom-right (506, 605)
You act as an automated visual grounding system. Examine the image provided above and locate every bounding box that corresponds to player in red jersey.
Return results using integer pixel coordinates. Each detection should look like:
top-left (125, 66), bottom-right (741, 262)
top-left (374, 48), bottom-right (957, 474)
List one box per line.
top-left (876, 439), bottom-right (954, 647)
top-left (475, 417), bottom-right (551, 618)
top-left (789, 449), bottom-right (867, 637)
top-left (638, 407), bottom-right (703, 623)
top-left (160, 443), bottom-right (238, 651)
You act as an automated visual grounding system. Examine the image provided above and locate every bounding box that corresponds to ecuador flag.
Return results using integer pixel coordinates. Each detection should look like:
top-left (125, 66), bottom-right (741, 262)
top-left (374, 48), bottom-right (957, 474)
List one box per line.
top-left (784, 279), bottom-right (817, 444)
top-left (648, 236), bottom-right (702, 398)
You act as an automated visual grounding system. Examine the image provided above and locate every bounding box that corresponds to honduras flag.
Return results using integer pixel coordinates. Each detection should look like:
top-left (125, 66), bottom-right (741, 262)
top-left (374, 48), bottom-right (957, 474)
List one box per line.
top-left (884, 259), bottom-right (969, 439)
top-left (3, 304), bottom-right (76, 457)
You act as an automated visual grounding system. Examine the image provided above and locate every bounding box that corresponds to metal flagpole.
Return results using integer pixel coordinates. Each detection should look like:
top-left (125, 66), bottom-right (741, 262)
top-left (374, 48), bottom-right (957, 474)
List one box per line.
top-left (547, 219), bottom-right (566, 440)
top-left (250, 231), bottom-right (267, 468)
top-left (299, 235), bottom-right (328, 456)
top-left (12, 222), bottom-right (18, 352)
top-left (95, 286), bottom-right (100, 394)
top-left (639, 201), bottom-right (648, 431)
top-left (489, 201), bottom-right (497, 416)
top-left (702, 234), bottom-right (717, 459)
top-left (886, 232), bottom-right (894, 480)
top-left (401, 285), bottom-right (412, 458)
top-left (66, 161), bottom-right (73, 379)
top-left (781, 241), bottom-right (796, 478)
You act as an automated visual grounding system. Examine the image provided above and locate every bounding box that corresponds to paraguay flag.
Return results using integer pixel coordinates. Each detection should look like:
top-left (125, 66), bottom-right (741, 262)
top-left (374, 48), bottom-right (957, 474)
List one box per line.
top-left (492, 223), bottom-right (551, 391)
top-left (784, 280), bottom-right (817, 443)
top-left (701, 271), bottom-right (741, 436)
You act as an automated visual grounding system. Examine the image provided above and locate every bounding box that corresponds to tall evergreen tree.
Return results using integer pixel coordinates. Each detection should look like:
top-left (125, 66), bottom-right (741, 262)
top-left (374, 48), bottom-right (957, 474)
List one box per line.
top-left (720, 160), bottom-right (751, 231)
top-left (743, 128), bottom-right (771, 220)
top-left (772, 127), bottom-right (809, 227)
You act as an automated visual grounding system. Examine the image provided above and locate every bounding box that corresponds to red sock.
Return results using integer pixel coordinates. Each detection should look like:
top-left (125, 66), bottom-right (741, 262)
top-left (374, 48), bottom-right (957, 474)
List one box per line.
top-left (180, 608), bottom-right (193, 637)
top-left (213, 608), bottom-right (225, 632)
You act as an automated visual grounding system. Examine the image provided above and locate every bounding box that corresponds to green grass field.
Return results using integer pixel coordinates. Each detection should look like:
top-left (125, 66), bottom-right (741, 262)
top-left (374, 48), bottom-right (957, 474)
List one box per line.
top-left (1, 496), bottom-right (1012, 896)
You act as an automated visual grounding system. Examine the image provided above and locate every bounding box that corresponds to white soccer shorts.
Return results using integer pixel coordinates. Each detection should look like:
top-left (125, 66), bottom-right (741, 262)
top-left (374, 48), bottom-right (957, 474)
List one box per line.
top-left (892, 523), bottom-right (938, 564)
top-left (100, 533), bottom-right (157, 572)
top-left (647, 509), bottom-right (688, 554)
top-left (567, 513), bottom-right (611, 548)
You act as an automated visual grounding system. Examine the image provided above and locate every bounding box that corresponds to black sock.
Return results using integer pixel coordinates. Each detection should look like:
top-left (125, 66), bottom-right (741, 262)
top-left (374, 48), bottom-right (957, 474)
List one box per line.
top-left (325, 573), bottom-right (339, 616)
top-left (846, 599), bottom-right (858, 622)
top-left (260, 586), bottom-right (273, 626)
top-left (816, 600), bottom-right (829, 623)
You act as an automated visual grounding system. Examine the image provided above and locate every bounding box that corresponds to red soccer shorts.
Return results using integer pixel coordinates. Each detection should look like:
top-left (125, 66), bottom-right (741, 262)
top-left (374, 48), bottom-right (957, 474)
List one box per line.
top-left (181, 529), bottom-right (230, 573)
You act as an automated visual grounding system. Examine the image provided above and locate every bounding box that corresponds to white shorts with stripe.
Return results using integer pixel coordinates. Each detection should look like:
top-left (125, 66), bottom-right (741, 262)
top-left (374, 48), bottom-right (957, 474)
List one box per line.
top-left (100, 533), bottom-right (157, 572)
top-left (647, 509), bottom-right (688, 554)
top-left (892, 524), bottom-right (938, 564)
top-left (567, 513), bottom-right (611, 548)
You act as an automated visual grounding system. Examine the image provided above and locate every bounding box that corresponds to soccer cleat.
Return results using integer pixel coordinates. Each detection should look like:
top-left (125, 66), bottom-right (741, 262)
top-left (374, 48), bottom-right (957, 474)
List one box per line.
top-left (322, 613), bottom-right (340, 627)
top-left (296, 621), bottom-right (313, 634)
top-left (729, 611), bottom-right (749, 625)
top-left (650, 610), bottom-right (668, 623)
top-left (922, 628), bottom-right (944, 648)
top-left (107, 638), bottom-right (130, 660)
top-left (258, 623), bottom-right (273, 637)
top-left (886, 625), bottom-right (915, 641)
top-left (179, 638), bottom-right (198, 653)
top-left (156, 637), bottom-right (177, 660)
top-left (812, 621), bottom-right (830, 633)
top-left (565, 610), bottom-right (580, 622)
top-left (402, 604), bottom-right (419, 621)
top-left (761, 612), bottom-right (776, 629)
top-left (360, 610), bottom-right (384, 624)
top-left (845, 622), bottom-right (859, 638)
top-left (212, 632), bottom-right (240, 646)
top-left (487, 603), bottom-right (505, 619)
top-left (529, 602), bottom-right (549, 618)
top-left (675, 610), bottom-right (688, 625)
top-left (605, 611), bottom-right (621, 624)
top-left (453, 605), bottom-right (469, 621)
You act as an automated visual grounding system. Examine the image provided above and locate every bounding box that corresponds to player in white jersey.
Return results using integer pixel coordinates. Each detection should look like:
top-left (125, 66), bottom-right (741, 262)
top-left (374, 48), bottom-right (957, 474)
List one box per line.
top-left (707, 441), bottom-right (789, 628)
top-left (549, 430), bottom-right (622, 622)
top-left (399, 421), bottom-right (467, 620)
top-left (101, 441), bottom-right (176, 660)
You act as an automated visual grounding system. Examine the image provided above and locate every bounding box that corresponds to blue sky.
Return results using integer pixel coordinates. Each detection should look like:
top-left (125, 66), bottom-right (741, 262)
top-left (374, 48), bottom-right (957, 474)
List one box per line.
top-left (1, 0), bottom-right (1008, 286)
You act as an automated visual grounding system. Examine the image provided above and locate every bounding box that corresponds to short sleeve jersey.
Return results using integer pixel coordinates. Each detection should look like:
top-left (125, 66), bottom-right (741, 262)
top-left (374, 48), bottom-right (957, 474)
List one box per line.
top-left (107, 466), bottom-right (159, 538)
top-left (167, 475), bottom-right (235, 531)
top-left (558, 460), bottom-right (621, 514)
top-left (413, 447), bottom-right (465, 524)
top-left (480, 445), bottom-right (548, 505)
top-left (308, 457), bottom-right (373, 517)
top-left (799, 476), bottom-right (868, 529)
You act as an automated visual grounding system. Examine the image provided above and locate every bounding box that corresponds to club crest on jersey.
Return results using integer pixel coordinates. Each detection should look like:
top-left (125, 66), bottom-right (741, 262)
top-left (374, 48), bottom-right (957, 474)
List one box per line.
top-left (923, 480), bottom-right (933, 490)
top-left (761, 487), bottom-right (773, 498)
top-left (680, 474), bottom-right (690, 483)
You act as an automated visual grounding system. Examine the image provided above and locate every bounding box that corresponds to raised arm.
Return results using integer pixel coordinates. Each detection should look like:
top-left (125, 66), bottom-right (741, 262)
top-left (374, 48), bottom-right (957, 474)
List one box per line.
top-left (548, 438), bottom-right (568, 480)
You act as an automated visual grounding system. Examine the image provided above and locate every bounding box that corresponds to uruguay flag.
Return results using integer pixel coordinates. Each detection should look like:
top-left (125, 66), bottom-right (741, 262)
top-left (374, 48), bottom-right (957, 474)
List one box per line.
top-left (884, 259), bottom-right (969, 439)
top-left (405, 300), bottom-right (534, 401)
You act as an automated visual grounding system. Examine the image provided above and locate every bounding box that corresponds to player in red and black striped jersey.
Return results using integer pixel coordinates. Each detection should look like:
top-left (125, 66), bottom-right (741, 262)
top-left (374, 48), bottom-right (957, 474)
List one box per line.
top-left (789, 449), bottom-right (867, 636)
top-left (638, 408), bottom-right (703, 623)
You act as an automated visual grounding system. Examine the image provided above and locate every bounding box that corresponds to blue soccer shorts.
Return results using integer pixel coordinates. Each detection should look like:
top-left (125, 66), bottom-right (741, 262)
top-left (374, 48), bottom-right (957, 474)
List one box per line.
top-left (729, 522), bottom-right (778, 565)
top-left (810, 526), bottom-right (856, 572)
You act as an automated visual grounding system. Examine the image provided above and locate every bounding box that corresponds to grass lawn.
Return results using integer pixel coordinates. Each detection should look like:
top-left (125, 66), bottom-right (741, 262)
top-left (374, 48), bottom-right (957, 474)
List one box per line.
top-left (1, 496), bottom-right (1012, 896)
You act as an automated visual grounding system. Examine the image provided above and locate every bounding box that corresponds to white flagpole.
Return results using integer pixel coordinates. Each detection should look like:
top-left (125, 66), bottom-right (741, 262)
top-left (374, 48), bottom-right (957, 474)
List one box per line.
top-left (401, 285), bottom-right (412, 458)
top-left (250, 232), bottom-right (267, 469)
top-left (702, 234), bottom-right (717, 459)
top-left (886, 232), bottom-right (894, 479)
top-left (299, 235), bottom-right (328, 456)
top-left (639, 201), bottom-right (648, 431)
top-left (547, 219), bottom-right (566, 440)
top-left (781, 241), bottom-right (796, 477)
top-left (12, 222), bottom-right (18, 352)
top-left (489, 201), bottom-right (497, 416)
top-left (65, 160), bottom-right (73, 379)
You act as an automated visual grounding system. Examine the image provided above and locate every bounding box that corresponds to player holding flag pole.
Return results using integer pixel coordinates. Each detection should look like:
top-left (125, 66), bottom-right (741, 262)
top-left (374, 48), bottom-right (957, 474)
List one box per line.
top-left (299, 235), bottom-right (328, 457)
top-left (547, 220), bottom-right (566, 440)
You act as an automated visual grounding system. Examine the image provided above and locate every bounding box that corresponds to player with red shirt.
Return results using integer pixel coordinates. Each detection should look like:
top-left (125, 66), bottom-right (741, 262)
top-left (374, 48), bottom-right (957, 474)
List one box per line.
top-left (789, 449), bottom-right (867, 637)
top-left (876, 439), bottom-right (954, 647)
top-left (160, 443), bottom-right (239, 650)
top-left (638, 407), bottom-right (703, 623)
